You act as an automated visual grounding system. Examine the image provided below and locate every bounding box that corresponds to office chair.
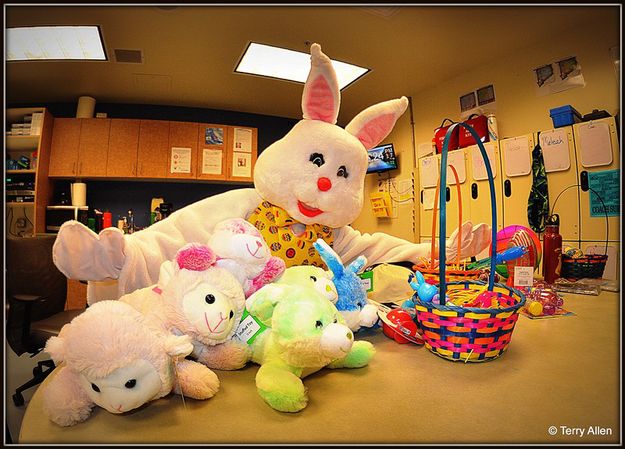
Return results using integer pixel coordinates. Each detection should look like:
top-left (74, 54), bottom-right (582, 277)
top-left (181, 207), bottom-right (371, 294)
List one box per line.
top-left (6, 234), bottom-right (84, 406)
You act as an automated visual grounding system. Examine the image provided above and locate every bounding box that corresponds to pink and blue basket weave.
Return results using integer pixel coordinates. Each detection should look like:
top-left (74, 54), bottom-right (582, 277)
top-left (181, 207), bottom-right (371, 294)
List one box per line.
top-left (413, 123), bottom-right (526, 363)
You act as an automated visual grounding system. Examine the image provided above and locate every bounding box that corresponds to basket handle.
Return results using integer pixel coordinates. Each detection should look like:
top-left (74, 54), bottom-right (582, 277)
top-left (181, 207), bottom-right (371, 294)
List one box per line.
top-left (429, 164), bottom-right (463, 269)
top-left (439, 123), bottom-right (498, 303)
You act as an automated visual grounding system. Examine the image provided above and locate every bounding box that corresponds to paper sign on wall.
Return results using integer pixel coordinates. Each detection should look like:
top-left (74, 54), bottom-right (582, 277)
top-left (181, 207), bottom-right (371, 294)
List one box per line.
top-left (540, 129), bottom-right (571, 172)
top-left (233, 128), bottom-right (252, 153)
top-left (502, 136), bottom-right (531, 177)
top-left (231, 152), bottom-right (252, 178)
top-left (202, 148), bottom-right (223, 175)
top-left (170, 147), bottom-right (191, 174)
top-left (588, 169), bottom-right (620, 217)
top-left (471, 142), bottom-right (497, 181)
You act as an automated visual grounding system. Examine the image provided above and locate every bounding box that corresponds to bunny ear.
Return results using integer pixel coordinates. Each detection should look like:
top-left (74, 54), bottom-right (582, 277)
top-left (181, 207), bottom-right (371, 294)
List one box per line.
top-left (347, 255), bottom-right (367, 274)
top-left (313, 239), bottom-right (344, 276)
top-left (301, 43), bottom-right (340, 124)
top-left (345, 97), bottom-right (409, 150)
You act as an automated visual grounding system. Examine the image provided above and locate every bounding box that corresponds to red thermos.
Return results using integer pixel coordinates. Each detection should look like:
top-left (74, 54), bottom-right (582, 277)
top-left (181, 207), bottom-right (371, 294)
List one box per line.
top-left (542, 214), bottom-right (562, 284)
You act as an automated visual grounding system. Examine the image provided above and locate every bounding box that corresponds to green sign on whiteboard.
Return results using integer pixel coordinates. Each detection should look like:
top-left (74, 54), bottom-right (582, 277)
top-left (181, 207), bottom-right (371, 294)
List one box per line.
top-left (588, 169), bottom-right (620, 217)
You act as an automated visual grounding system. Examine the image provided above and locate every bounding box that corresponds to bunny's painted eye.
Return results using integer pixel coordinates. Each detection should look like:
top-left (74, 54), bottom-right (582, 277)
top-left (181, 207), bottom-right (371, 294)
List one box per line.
top-left (309, 153), bottom-right (325, 167)
top-left (337, 165), bottom-right (349, 178)
top-left (91, 383), bottom-right (100, 393)
top-left (315, 320), bottom-right (323, 329)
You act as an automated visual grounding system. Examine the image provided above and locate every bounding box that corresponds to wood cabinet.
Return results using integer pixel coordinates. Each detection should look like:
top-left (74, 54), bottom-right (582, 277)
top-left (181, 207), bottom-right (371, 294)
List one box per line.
top-left (49, 118), bottom-right (81, 177)
top-left (6, 107), bottom-right (54, 235)
top-left (48, 117), bottom-right (258, 183)
top-left (77, 118), bottom-right (111, 177)
top-left (167, 121), bottom-right (199, 179)
top-left (107, 119), bottom-right (140, 177)
top-left (137, 120), bottom-right (170, 179)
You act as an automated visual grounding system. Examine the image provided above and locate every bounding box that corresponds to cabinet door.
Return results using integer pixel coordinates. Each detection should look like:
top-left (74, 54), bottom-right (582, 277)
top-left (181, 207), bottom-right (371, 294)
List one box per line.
top-left (137, 120), bottom-right (169, 179)
top-left (167, 121), bottom-right (198, 179)
top-left (107, 119), bottom-right (140, 177)
top-left (500, 133), bottom-right (535, 231)
top-left (197, 123), bottom-right (228, 181)
top-left (49, 118), bottom-right (81, 177)
top-left (78, 119), bottom-right (110, 177)
top-left (227, 126), bottom-right (257, 182)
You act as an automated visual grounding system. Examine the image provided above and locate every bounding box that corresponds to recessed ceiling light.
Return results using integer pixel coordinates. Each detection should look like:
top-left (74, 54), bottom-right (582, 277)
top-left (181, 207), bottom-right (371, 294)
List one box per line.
top-left (235, 42), bottom-right (369, 90)
top-left (6, 26), bottom-right (107, 61)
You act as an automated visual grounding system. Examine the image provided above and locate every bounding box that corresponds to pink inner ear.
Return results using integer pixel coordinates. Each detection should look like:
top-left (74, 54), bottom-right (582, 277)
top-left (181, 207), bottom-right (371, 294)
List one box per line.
top-left (354, 113), bottom-right (395, 149)
top-left (304, 76), bottom-right (336, 123)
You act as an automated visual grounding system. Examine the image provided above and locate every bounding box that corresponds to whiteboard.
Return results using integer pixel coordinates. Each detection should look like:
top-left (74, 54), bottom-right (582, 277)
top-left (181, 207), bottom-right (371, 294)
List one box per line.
top-left (502, 135), bottom-right (532, 177)
top-left (471, 142), bottom-right (497, 181)
top-left (445, 150), bottom-right (466, 184)
top-left (578, 121), bottom-right (613, 168)
top-left (540, 128), bottom-right (571, 172)
top-left (419, 155), bottom-right (439, 188)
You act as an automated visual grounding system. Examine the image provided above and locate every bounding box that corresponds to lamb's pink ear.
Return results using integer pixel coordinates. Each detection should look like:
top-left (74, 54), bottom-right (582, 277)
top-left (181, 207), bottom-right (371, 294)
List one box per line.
top-left (175, 243), bottom-right (217, 271)
top-left (301, 43), bottom-right (340, 124)
top-left (345, 97), bottom-right (409, 150)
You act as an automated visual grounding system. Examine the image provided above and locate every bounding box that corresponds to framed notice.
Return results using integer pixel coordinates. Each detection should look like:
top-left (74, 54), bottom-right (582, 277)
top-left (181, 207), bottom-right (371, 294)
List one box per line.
top-left (233, 127), bottom-right (253, 153)
top-left (231, 152), bottom-right (252, 178)
top-left (170, 147), bottom-right (191, 174)
top-left (202, 148), bottom-right (223, 175)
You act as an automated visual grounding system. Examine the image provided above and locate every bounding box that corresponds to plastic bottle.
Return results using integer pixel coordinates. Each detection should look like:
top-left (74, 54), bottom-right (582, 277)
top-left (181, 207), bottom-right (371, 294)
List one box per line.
top-left (542, 214), bottom-right (563, 284)
top-left (487, 114), bottom-right (498, 141)
top-left (103, 211), bottom-right (113, 229)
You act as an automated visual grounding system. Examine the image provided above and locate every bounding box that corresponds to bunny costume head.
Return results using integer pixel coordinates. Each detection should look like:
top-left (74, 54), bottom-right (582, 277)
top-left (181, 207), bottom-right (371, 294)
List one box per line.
top-left (253, 43), bottom-right (408, 229)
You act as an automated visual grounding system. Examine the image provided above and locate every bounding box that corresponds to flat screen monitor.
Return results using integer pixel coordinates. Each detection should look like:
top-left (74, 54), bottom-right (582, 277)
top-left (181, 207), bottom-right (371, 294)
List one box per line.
top-left (366, 143), bottom-right (398, 174)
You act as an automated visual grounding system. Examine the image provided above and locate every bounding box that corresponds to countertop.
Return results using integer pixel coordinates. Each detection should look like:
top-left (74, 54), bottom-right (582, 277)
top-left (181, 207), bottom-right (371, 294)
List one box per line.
top-left (19, 291), bottom-right (621, 445)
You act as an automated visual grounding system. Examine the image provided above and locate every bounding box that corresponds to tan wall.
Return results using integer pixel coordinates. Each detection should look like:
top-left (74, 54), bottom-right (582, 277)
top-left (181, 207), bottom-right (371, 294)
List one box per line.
top-left (352, 13), bottom-right (620, 241)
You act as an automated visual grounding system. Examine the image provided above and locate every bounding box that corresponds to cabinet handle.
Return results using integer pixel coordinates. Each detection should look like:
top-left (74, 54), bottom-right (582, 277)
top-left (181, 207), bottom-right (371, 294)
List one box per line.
top-left (79, 162), bottom-right (83, 175)
top-left (139, 163), bottom-right (143, 175)
top-left (132, 163), bottom-right (136, 175)
top-left (72, 162), bottom-right (76, 175)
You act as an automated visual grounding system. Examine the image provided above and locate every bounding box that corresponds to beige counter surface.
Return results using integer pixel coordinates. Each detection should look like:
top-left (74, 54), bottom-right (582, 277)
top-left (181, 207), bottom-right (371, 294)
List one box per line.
top-left (19, 291), bottom-right (621, 445)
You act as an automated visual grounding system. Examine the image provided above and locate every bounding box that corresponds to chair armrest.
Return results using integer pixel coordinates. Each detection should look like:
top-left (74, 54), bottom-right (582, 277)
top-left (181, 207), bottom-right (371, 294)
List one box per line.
top-left (11, 294), bottom-right (43, 303)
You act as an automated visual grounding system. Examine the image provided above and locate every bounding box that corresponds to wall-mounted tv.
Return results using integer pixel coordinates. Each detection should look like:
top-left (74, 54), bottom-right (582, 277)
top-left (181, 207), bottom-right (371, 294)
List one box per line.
top-left (366, 143), bottom-right (398, 174)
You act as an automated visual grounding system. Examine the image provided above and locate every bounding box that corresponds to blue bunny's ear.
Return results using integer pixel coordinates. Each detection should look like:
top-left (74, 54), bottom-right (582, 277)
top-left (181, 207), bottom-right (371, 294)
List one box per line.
top-left (313, 239), bottom-right (344, 276)
top-left (347, 255), bottom-right (367, 274)
top-left (415, 270), bottom-right (426, 284)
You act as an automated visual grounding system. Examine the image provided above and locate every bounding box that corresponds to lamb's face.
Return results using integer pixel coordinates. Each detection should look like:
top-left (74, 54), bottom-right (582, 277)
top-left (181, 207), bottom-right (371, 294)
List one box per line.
top-left (210, 229), bottom-right (270, 268)
top-left (272, 290), bottom-right (354, 367)
top-left (78, 359), bottom-right (162, 414)
top-left (181, 281), bottom-right (239, 340)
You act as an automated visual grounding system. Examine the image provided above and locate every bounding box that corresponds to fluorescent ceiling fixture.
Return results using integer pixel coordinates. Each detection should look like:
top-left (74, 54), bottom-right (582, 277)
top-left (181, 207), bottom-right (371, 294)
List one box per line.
top-left (235, 42), bottom-right (369, 90)
top-left (6, 26), bottom-right (106, 61)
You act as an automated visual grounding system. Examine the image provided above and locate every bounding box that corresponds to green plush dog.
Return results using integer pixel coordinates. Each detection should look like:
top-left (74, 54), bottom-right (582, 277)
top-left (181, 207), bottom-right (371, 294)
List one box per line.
top-left (245, 283), bottom-right (375, 412)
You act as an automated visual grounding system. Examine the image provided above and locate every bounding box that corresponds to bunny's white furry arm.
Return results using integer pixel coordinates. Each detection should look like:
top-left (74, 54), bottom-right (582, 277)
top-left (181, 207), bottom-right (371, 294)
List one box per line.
top-left (332, 225), bottom-right (432, 267)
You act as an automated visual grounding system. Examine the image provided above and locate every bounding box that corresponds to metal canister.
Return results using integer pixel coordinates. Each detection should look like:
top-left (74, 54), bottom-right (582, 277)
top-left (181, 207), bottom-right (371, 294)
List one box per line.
top-left (487, 114), bottom-right (498, 141)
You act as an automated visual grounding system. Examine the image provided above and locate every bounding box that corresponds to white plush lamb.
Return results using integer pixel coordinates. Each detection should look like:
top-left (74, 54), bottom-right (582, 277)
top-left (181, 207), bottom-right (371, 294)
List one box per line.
top-left (52, 43), bottom-right (483, 302)
top-left (120, 243), bottom-right (251, 370)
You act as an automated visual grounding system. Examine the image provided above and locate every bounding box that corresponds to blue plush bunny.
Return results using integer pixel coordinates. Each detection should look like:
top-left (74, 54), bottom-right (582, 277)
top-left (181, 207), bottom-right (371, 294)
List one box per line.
top-left (313, 239), bottom-right (379, 331)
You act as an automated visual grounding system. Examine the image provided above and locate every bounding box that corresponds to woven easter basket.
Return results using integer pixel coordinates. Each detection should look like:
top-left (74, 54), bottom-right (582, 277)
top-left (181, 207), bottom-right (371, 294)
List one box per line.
top-left (413, 123), bottom-right (526, 363)
top-left (552, 184), bottom-right (609, 281)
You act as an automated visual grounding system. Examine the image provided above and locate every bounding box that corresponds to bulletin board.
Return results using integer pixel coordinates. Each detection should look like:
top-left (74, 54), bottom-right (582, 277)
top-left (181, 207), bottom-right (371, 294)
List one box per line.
top-left (502, 135), bottom-right (531, 177)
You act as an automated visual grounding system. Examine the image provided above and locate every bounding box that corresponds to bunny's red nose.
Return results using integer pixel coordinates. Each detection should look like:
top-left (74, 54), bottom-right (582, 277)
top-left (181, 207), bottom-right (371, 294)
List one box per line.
top-left (317, 177), bottom-right (332, 191)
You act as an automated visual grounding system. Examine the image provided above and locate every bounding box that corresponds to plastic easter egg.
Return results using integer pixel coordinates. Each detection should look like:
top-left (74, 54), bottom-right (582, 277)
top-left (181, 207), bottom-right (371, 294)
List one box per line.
top-left (382, 309), bottom-right (420, 344)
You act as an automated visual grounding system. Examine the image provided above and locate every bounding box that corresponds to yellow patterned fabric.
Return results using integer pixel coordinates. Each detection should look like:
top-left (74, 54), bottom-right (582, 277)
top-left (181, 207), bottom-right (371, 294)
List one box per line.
top-left (247, 201), bottom-right (334, 268)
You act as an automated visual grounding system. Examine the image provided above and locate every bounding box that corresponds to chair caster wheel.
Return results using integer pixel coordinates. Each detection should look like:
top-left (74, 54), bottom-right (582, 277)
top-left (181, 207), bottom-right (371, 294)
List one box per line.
top-left (12, 393), bottom-right (24, 407)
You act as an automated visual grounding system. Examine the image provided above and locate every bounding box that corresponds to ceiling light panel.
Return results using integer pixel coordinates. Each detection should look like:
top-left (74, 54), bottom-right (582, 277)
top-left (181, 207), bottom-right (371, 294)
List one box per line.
top-left (235, 42), bottom-right (369, 90)
top-left (6, 26), bottom-right (106, 61)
